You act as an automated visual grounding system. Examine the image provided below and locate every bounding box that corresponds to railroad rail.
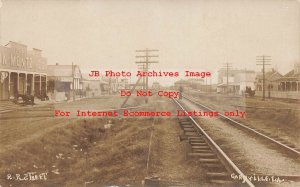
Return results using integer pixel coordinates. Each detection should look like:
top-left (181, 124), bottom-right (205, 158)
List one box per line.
top-left (182, 94), bottom-right (300, 156)
top-left (172, 98), bottom-right (255, 187)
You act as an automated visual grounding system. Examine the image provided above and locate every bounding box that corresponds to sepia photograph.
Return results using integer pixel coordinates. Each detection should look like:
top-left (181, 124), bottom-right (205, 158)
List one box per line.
top-left (0, 0), bottom-right (299, 186)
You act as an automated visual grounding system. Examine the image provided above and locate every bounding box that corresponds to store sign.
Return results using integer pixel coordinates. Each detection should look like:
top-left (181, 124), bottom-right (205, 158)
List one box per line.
top-left (0, 53), bottom-right (33, 69)
top-left (0, 45), bottom-right (46, 73)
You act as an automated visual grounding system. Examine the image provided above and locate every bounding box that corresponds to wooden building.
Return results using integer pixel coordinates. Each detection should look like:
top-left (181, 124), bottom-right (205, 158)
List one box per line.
top-left (82, 78), bottom-right (108, 97)
top-left (47, 64), bottom-right (83, 101)
top-left (174, 79), bottom-right (189, 90)
top-left (255, 64), bottom-right (300, 99)
top-left (0, 41), bottom-right (47, 100)
top-left (217, 69), bottom-right (256, 94)
top-left (255, 69), bottom-right (282, 92)
top-left (277, 64), bottom-right (300, 92)
top-left (152, 81), bottom-right (161, 90)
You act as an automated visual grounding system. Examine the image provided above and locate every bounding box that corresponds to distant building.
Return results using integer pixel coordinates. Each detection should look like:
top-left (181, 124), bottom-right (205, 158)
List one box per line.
top-left (152, 81), bottom-right (160, 90)
top-left (82, 78), bottom-right (108, 97)
top-left (277, 63), bottom-right (300, 92)
top-left (129, 82), bottom-right (143, 90)
top-left (255, 64), bottom-right (300, 99)
top-left (102, 77), bottom-right (119, 94)
top-left (100, 77), bottom-right (131, 93)
top-left (0, 41), bottom-right (47, 100)
top-left (187, 78), bottom-right (204, 90)
top-left (119, 78), bottom-right (130, 90)
top-left (47, 64), bottom-right (83, 101)
top-left (174, 79), bottom-right (189, 90)
top-left (217, 69), bottom-right (256, 94)
top-left (255, 69), bottom-right (282, 92)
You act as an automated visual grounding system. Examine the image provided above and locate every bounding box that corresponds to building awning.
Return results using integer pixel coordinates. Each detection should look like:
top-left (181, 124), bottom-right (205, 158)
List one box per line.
top-left (81, 79), bottom-right (109, 84)
top-left (50, 76), bottom-right (73, 82)
top-left (217, 82), bottom-right (240, 87)
top-left (276, 77), bottom-right (300, 82)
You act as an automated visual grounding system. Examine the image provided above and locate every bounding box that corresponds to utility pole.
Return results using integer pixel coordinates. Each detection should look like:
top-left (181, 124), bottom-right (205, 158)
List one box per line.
top-left (137, 64), bottom-right (146, 90)
top-left (0, 0), bottom-right (3, 45)
top-left (222, 63), bottom-right (232, 94)
top-left (72, 62), bottom-right (75, 101)
top-left (120, 49), bottom-right (159, 108)
top-left (0, 1), bottom-right (2, 45)
top-left (136, 48), bottom-right (159, 103)
top-left (205, 77), bottom-right (207, 92)
top-left (108, 77), bottom-right (111, 95)
top-left (121, 76), bottom-right (143, 108)
top-left (256, 55), bottom-right (271, 101)
top-left (210, 76), bottom-right (212, 92)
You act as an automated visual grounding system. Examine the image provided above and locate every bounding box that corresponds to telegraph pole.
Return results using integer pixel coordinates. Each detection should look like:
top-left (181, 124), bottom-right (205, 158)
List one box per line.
top-left (121, 76), bottom-right (143, 108)
top-left (223, 63), bottom-right (232, 94)
top-left (120, 49), bottom-right (159, 107)
top-left (205, 77), bottom-right (207, 92)
top-left (209, 76), bottom-right (212, 92)
top-left (136, 48), bottom-right (159, 103)
top-left (137, 64), bottom-right (146, 90)
top-left (0, 0), bottom-right (2, 45)
top-left (72, 62), bottom-right (75, 101)
top-left (108, 76), bottom-right (111, 95)
top-left (256, 55), bottom-right (271, 101)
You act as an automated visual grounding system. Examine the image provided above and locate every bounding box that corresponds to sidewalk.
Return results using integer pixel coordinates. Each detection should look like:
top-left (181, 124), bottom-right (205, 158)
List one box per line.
top-left (0, 100), bottom-right (52, 114)
top-left (0, 100), bottom-right (54, 114)
top-left (0, 101), bottom-right (20, 113)
top-left (0, 96), bottom-right (89, 114)
top-left (66, 96), bottom-right (87, 103)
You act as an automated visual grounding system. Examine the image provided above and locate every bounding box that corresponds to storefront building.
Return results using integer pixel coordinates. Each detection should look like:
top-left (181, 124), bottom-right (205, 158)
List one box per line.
top-left (47, 64), bottom-right (83, 101)
top-left (0, 41), bottom-right (47, 100)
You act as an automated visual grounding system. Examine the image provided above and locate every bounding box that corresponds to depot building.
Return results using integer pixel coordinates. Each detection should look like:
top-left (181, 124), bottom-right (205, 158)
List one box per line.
top-left (0, 41), bottom-right (47, 100)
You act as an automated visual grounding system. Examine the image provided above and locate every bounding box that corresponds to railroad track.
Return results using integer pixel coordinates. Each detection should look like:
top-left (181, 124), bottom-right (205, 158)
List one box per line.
top-left (182, 94), bottom-right (300, 156)
top-left (173, 98), bottom-right (255, 187)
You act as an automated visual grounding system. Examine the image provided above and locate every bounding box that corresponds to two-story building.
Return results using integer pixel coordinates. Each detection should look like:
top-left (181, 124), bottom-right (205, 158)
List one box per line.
top-left (217, 69), bottom-right (256, 94)
top-left (0, 41), bottom-right (47, 100)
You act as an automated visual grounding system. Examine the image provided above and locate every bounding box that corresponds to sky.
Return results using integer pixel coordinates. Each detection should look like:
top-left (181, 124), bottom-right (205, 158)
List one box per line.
top-left (0, 0), bottom-right (299, 85)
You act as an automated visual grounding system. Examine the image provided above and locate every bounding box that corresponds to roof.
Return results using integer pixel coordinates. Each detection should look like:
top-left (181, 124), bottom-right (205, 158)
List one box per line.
top-left (32, 48), bottom-right (42, 51)
top-left (187, 78), bottom-right (204, 82)
top-left (47, 64), bottom-right (82, 78)
top-left (217, 82), bottom-right (240, 87)
top-left (218, 69), bottom-right (255, 74)
top-left (47, 65), bottom-right (73, 77)
top-left (277, 77), bottom-right (299, 81)
top-left (102, 77), bottom-right (119, 83)
top-left (5, 41), bottom-right (27, 47)
top-left (256, 70), bottom-right (282, 81)
top-left (284, 69), bottom-right (300, 77)
top-left (81, 78), bottom-right (108, 84)
top-left (174, 79), bottom-right (189, 84)
top-left (276, 69), bottom-right (300, 81)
